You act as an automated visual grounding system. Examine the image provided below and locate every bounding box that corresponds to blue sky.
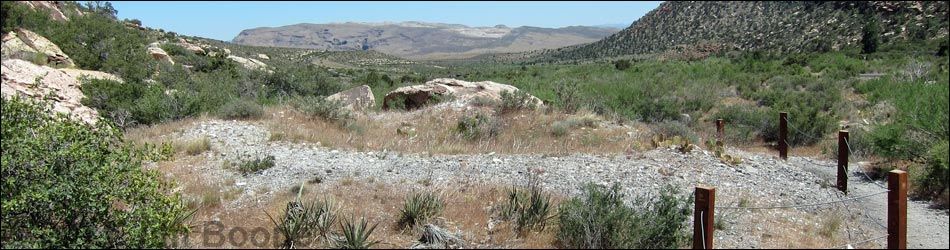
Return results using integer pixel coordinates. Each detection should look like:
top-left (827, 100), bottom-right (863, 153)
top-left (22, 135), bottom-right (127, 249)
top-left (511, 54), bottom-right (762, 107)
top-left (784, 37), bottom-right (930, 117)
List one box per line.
top-left (110, 1), bottom-right (662, 41)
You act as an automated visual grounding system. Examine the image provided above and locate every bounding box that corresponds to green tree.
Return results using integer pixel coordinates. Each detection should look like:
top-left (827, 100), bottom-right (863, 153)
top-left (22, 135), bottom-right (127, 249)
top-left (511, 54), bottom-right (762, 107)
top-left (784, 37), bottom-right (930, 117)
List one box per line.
top-left (84, 1), bottom-right (117, 19)
top-left (861, 15), bottom-right (880, 54)
top-left (1, 97), bottom-right (190, 248)
top-left (614, 59), bottom-right (631, 70)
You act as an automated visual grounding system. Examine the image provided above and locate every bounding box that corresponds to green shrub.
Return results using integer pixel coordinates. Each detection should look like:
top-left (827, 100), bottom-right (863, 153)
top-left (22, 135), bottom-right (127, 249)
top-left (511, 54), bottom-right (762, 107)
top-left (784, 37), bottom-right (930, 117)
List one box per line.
top-left (290, 96), bottom-right (353, 124)
top-left (651, 120), bottom-right (699, 145)
top-left (557, 183), bottom-right (690, 249)
top-left (551, 115), bottom-right (600, 137)
top-left (498, 90), bottom-right (538, 114)
top-left (711, 104), bottom-right (770, 144)
top-left (614, 59), bottom-right (631, 70)
top-left (237, 154), bottom-right (275, 176)
top-left (454, 113), bottom-right (502, 140)
top-left (917, 141), bottom-right (949, 205)
top-left (397, 192), bottom-right (445, 230)
top-left (1, 97), bottom-right (190, 248)
top-left (217, 98), bottom-right (264, 120)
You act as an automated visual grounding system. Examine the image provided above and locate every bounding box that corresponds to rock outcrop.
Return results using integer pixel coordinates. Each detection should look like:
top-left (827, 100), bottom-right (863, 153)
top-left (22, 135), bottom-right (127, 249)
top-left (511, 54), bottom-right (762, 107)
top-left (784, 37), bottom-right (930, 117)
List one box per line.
top-left (327, 85), bottom-right (375, 111)
top-left (20, 1), bottom-right (69, 22)
top-left (1, 59), bottom-right (99, 124)
top-left (227, 55), bottom-right (267, 71)
top-left (382, 78), bottom-right (542, 110)
top-left (147, 42), bottom-right (174, 65)
top-left (177, 40), bottom-right (205, 55)
top-left (2, 28), bottom-right (74, 67)
top-left (256, 53), bottom-right (270, 60)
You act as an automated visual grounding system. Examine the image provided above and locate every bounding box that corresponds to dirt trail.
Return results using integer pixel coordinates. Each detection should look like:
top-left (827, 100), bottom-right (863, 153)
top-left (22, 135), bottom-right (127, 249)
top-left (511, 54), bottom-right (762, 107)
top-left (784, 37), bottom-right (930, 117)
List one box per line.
top-left (794, 156), bottom-right (949, 249)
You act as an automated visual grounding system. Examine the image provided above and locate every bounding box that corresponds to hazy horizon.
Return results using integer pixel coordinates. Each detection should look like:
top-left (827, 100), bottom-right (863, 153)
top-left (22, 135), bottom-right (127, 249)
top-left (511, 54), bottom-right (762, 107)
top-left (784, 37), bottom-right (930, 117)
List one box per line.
top-left (110, 1), bottom-right (661, 41)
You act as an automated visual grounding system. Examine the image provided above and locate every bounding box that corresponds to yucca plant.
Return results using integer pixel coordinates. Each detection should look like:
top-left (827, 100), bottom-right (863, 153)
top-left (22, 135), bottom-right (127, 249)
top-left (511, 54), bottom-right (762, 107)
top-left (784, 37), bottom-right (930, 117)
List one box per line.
top-left (335, 216), bottom-right (380, 249)
top-left (397, 191), bottom-right (445, 230)
top-left (307, 196), bottom-right (339, 244)
top-left (499, 174), bottom-right (555, 235)
top-left (266, 182), bottom-right (308, 249)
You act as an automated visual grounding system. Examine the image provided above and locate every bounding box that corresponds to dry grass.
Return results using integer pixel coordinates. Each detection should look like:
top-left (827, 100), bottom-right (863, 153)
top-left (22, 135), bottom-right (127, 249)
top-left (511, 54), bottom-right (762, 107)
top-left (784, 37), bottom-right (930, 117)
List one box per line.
top-left (176, 136), bottom-right (211, 156)
top-left (264, 105), bottom-right (640, 156)
top-left (168, 177), bottom-right (563, 249)
top-left (124, 114), bottom-right (211, 148)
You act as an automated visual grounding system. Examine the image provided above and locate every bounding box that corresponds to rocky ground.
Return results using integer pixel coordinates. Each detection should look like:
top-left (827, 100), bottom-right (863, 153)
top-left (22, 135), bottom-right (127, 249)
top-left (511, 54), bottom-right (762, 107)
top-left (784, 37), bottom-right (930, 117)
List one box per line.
top-left (165, 119), bottom-right (948, 249)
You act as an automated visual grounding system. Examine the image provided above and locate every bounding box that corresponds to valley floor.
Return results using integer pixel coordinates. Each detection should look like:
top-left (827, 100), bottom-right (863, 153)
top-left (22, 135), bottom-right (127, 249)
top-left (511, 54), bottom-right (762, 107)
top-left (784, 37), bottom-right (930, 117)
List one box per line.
top-left (141, 113), bottom-right (948, 249)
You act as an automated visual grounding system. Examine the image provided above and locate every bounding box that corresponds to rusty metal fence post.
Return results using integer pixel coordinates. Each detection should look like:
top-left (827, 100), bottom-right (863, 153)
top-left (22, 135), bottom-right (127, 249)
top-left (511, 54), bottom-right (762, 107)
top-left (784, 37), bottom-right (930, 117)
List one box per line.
top-left (779, 112), bottom-right (788, 160)
top-left (694, 186), bottom-right (715, 249)
top-left (838, 130), bottom-right (849, 194)
top-left (888, 170), bottom-right (907, 249)
top-left (716, 119), bottom-right (724, 141)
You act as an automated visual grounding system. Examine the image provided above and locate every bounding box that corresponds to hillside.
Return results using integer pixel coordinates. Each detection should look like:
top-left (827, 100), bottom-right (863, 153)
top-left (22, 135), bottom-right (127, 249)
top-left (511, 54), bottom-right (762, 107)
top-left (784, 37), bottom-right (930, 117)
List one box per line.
top-left (549, 1), bottom-right (948, 61)
top-left (231, 21), bottom-right (618, 60)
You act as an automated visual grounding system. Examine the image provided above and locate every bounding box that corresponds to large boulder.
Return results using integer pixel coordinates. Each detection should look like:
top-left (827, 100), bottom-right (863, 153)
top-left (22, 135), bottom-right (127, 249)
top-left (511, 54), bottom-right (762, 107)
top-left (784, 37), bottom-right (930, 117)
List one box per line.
top-left (176, 40), bottom-right (205, 55)
top-left (20, 1), bottom-right (69, 22)
top-left (227, 55), bottom-right (268, 71)
top-left (147, 42), bottom-right (174, 65)
top-left (59, 68), bottom-right (124, 83)
top-left (1, 28), bottom-right (74, 67)
top-left (382, 78), bottom-right (542, 110)
top-left (1, 59), bottom-right (99, 124)
top-left (327, 85), bottom-right (375, 111)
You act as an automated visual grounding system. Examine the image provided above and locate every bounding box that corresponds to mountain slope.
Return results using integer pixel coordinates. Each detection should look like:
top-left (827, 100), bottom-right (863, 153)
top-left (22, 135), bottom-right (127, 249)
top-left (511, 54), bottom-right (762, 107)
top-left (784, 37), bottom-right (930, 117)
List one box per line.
top-left (231, 22), bottom-right (619, 60)
top-left (549, 1), bottom-right (948, 60)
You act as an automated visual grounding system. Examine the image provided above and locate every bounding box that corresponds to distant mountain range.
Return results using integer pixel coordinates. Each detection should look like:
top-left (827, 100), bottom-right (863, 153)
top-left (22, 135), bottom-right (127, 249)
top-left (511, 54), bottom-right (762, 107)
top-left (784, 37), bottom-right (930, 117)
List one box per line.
top-left (231, 21), bottom-right (619, 60)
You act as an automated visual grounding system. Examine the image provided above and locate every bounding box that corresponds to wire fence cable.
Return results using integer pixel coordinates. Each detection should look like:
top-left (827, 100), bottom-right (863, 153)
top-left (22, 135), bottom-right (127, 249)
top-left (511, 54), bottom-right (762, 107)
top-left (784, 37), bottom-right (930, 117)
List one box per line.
top-left (843, 137), bottom-right (889, 190)
top-left (716, 190), bottom-right (888, 210)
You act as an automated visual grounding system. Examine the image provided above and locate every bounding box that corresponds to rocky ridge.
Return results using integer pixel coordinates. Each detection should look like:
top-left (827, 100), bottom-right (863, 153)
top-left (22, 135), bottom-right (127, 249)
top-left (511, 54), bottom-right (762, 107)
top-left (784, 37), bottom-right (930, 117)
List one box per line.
top-left (232, 21), bottom-right (619, 59)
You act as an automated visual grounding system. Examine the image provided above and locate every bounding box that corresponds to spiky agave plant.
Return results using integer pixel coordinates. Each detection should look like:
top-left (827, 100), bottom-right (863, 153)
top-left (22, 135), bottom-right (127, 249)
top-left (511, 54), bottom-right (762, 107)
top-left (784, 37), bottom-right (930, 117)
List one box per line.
top-left (266, 181), bottom-right (308, 248)
top-left (308, 196), bottom-right (339, 244)
top-left (499, 173), bottom-right (555, 235)
top-left (335, 216), bottom-right (380, 249)
top-left (397, 192), bottom-right (444, 230)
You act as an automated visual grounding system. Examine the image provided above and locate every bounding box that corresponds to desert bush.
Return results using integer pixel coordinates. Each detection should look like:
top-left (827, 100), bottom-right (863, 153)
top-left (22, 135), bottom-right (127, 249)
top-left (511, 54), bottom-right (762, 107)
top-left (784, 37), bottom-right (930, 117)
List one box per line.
top-left (1, 97), bottom-right (190, 248)
top-left (397, 192), bottom-right (445, 230)
top-left (454, 113), bottom-right (503, 140)
top-left (551, 113), bottom-right (600, 137)
top-left (651, 120), bottom-right (699, 145)
top-left (236, 154), bottom-right (275, 176)
top-left (498, 90), bottom-right (538, 114)
top-left (711, 103), bottom-right (771, 144)
top-left (614, 59), bottom-right (631, 70)
top-left (557, 182), bottom-right (690, 249)
top-left (217, 98), bottom-right (264, 120)
top-left (290, 96), bottom-right (353, 124)
top-left (917, 141), bottom-right (949, 207)
top-left (470, 95), bottom-right (499, 108)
